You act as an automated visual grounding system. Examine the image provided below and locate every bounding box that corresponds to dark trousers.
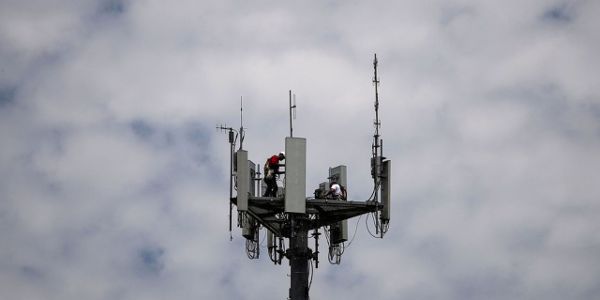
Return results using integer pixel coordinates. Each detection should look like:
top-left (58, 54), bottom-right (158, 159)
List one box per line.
top-left (264, 176), bottom-right (278, 197)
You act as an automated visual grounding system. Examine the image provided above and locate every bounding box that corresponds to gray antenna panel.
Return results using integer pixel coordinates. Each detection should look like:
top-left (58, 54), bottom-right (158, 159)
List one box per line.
top-left (329, 165), bottom-right (348, 244)
top-left (242, 214), bottom-right (253, 239)
top-left (381, 160), bottom-right (391, 222)
top-left (249, 160), bottom-right (256, 197)
top-left (236, 150), bottom-right (249, 211)
top-left (285, 137), bottom-right (306, 214)
top-left (328, 165), bottom-right (347, 187)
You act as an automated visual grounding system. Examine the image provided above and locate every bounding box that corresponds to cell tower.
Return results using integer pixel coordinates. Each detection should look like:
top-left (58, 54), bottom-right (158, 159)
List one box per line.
top-left (217, 54), bottom-right (391, 300)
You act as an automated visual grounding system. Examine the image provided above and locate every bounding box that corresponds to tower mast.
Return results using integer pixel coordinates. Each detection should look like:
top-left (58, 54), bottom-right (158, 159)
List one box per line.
top-left (219, 55), bottom-right (391, 300)
top-left (372, 54), bottom-right (382, 202)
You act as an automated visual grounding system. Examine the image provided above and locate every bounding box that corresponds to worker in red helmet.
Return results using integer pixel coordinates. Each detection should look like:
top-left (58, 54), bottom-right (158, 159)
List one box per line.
top-left (263, 152), bottom-right (285, 197)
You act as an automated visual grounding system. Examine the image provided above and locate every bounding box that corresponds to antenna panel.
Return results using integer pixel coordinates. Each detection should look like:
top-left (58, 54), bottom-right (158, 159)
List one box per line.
top-left (381, 160), bottom-right (391, 221)
top-left (329, 165), bottom-right (348, 243)
top-left (242, 213), bottom-right (254, 239)
top-left (328, 165), bottom-right (347, 187)
top-left (330, 223), bottom-right (347, 244)
top-left (285, 137), bottom-right (306, 214)
top-left (236, 150), bottom-right (249, 211)
top-left (314, 181), bottom-right (328, 198)
top-left (249, 160), bottom-right (256, 197)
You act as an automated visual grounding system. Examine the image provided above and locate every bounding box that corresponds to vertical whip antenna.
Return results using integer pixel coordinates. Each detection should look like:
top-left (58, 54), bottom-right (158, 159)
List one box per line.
top-left (239, 96), bottom-right (245, 150)
top-left (289, 90), bottom-right (297, 137)
top-left (216, 123), bottom-right (238, 241)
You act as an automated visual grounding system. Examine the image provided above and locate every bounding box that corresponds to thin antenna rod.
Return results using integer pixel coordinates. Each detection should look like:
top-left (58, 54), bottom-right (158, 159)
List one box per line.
top-left (216, 124), bottom-right (237, 241)
top-left (240, 96), bottom-right (243, 131)
top-left (289, 90), bottom-right (296, 137)
top-left (239, 96), bottom-right (245, 150)
top-left (373, 54), bottom-right (381, 152)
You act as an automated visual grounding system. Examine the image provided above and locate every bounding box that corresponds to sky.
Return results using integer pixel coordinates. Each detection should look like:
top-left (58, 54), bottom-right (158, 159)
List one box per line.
top-left (1, 0), bottom-right (600, 299)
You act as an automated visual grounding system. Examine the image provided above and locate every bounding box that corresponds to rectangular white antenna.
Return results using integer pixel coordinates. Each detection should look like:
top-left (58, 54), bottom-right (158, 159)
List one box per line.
top-left (236, 150), bottom-right (249, 211)
top-left (284, 137), bottom-right (306, 213)
top-left (381, 160), bottom-right (391, 222)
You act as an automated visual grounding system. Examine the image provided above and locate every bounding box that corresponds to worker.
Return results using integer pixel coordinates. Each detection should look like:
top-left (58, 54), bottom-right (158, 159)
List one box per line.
top-left (326, 181), bottom-right (347, 200)
top-left (263, 152), bottom-right (285, 197)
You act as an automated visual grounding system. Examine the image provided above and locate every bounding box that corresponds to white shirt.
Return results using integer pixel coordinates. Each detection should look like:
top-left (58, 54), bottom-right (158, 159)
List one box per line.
top-left (330, 183), bottom-right (342, 196)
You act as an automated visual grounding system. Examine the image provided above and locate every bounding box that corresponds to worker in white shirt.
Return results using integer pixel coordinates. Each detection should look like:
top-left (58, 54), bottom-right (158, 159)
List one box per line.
top-left (326, 181), bottom-right (347, 200)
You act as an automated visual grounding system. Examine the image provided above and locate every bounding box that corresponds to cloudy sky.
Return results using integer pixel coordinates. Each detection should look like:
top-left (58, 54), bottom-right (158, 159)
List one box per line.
top-left (1, 0), bottom-right (600, 299)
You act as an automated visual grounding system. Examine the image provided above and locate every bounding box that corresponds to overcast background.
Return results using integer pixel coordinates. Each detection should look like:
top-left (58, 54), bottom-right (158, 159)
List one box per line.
top-left (1, 0), bottom-right (600, 299)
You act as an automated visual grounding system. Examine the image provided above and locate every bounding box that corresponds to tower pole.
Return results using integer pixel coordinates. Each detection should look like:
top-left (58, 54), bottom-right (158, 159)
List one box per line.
top-left (288, 214), bottom-right (310, 300)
